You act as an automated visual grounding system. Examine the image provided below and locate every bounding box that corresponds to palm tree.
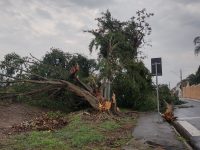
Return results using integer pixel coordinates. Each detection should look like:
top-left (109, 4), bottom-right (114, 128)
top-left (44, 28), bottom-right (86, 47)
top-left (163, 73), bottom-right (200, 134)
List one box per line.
top-left (194, 36), bottom-right (200, 55)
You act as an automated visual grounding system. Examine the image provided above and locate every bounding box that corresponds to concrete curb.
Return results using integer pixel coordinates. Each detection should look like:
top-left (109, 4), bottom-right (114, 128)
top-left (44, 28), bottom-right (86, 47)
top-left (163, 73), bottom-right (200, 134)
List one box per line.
top-left (172, 121), bottom-right (200, 150)
top-left (180, 98), bottom-right (200, 103)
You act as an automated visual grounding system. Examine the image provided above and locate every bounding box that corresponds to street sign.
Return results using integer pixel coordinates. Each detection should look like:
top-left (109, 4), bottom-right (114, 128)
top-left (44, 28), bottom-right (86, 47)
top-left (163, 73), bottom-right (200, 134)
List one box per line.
top-left (151, 58), bottom-right (162, 76)
top-left (151, 57), bottom-right (162, 120)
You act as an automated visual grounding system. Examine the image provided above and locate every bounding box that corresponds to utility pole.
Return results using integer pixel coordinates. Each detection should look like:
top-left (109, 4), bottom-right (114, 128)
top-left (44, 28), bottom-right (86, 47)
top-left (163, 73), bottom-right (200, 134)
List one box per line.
top-left (155, 62), bottom-right (160, 114)
top-left (180, 69), bottom-right (183, 98)
top-left (180, 69), bottom-right (182, 82)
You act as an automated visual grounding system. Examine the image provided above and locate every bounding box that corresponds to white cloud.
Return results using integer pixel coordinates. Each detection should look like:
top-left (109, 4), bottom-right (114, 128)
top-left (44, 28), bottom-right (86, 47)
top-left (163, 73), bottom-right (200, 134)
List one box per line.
top-left (0, 0), bottom-right (200, 87)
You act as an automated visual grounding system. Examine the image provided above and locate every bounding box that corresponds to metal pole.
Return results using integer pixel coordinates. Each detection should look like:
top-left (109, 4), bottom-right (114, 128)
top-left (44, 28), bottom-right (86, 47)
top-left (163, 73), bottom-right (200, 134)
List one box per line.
top-left (180, 69), bottom-right (183, 98)
top-left (155, 63), bottom-right (160, 114)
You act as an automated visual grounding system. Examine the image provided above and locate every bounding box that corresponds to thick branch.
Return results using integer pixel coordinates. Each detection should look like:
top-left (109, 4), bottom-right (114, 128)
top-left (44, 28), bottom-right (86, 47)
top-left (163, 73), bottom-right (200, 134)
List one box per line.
top-left (0, 85), bottom-right (61, 99)
top-left (75, 77), bottom-right (93, 93)
top-left (60, 80), bottom-right (99, 109)
top-left (0, 77), bottom-right (99, 110)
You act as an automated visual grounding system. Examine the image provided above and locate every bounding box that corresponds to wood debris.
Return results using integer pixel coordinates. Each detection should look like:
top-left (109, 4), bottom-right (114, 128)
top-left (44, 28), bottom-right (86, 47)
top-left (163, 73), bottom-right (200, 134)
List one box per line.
top-left (9, 112), bottom-right (67, 133)
top-left (162, 102), bottom-right (177, 122)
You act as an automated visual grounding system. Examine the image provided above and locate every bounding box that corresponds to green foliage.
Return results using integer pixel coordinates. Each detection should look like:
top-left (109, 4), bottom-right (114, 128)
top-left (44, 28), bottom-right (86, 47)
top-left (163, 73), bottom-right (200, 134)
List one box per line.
top-left (159, 84), bottom-right (173, 103)
top-left (24, 93), bottom-right (89, 113)
top-left (87, 9), bottom-right (155, 110)
top-left (158, 84), bottom-right (180, 110)
top-left (30, 48), bottom-right (97, 80)
top-left (0, 48), bottom-right (97, 111)
top-left (13, 83), bottom-right (41, 93)
top-left (30, 48), bottom-right (69, 80)
top-left (187, 66), bottom-right (200, 85)
top-left (112, 62), bottom-right (156, 110)
top-left (194, 36), bottom-right (200, 55)
top-left (8, 82), bottom-right (88, 112)
top-left (86, 9), bottom-right (153, 80)
top-left (26, 98), bottom-right (72, 113)
top-left (0, 53), bottom-right (25, 77)
top-left (69, 54), bottom-right (97, 78)
top-left (1, 9), bottom-right (156, 112)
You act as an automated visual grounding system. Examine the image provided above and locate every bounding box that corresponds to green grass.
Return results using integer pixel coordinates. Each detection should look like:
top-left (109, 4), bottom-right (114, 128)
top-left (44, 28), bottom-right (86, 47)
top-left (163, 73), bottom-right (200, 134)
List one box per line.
top-left (99, 120), bottom-right (121, 131)
top-left (2, 112), bottom-right (137, 150)
top-left (12, 131), bottom-right (69, 150)
top-left (56, 114), bottom-right (104, 147)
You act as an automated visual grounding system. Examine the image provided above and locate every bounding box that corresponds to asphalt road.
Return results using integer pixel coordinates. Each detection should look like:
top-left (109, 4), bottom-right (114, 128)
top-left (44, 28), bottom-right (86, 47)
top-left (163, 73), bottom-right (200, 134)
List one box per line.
top-left (174, 98), bottom-right (200, 149)
top-left (175, 98), bottom-right (200, 131)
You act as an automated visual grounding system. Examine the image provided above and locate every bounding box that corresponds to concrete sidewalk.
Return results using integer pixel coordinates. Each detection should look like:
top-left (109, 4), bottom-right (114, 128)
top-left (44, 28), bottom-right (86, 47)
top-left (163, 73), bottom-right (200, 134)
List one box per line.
top-left (124, 112), bottom-right (188, 150)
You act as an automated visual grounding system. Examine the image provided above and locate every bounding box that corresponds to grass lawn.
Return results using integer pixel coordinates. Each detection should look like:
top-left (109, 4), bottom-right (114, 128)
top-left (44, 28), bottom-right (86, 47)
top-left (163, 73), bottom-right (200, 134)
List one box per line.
top-left (0, 111), bottom-right (144, 150)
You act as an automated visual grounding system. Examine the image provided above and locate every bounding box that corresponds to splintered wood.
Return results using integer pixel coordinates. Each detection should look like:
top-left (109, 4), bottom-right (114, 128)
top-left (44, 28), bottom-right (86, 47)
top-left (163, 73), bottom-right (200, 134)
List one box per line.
top-left (162, 102), bottom-right (177, 122)
top-left (99, 101), bottom-right (112, 111)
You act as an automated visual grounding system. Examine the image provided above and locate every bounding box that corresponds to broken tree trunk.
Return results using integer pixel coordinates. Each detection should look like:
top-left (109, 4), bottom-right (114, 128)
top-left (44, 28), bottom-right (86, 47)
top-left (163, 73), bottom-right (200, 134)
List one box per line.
top-left (161, 101), bottom-right (177, 122)
top-left (0, 79), bottom-right (100, 110)
top-left (0, 64), bottom-right (119, 114)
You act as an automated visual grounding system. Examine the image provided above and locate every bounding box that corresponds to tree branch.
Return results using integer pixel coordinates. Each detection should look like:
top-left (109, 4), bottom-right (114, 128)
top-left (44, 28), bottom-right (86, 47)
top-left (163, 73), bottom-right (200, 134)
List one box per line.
top-left (0, 74), bottom-right (100, 110)
top-left (0, 64), bottom-right (48, 81)
top-left (0, 85), bottom-right (61, 99)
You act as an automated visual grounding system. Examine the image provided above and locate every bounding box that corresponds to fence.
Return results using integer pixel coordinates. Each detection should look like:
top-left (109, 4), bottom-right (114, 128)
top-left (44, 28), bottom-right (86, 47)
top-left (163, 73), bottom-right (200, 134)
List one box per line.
top-left (183, 84), bottom-right (200, 100)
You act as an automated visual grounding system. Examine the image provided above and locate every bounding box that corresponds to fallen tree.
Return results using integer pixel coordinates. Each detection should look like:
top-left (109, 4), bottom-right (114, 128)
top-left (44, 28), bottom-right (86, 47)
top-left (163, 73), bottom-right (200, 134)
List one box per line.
top-left (0, 65), bottom-right (119, 114)
top-left (0, 9), bottom-right (156, 113)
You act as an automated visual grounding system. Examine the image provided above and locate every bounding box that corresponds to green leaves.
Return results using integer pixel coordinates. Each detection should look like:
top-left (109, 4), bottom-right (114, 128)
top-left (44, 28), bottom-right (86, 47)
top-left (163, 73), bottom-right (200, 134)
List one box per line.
top-left (0, 52), bottom-right (25, 77)
top-left (187, 65), bottom-right (200, 85)
top-left (86, 9), bottom-right (153, 81)
top-left (30, 48), bottom-right (97, 80)
top-left (194, 36), bottom-right (200, 55)
top-left (85, 9), bottom-right (155, 110)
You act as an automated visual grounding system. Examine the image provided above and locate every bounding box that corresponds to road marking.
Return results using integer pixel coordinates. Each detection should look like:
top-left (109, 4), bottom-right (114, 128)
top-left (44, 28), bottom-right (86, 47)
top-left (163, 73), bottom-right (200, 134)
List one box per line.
top-left (179, 116), bottom-right (200, 120)
top-left (177, 120), bottom-right (200, 136)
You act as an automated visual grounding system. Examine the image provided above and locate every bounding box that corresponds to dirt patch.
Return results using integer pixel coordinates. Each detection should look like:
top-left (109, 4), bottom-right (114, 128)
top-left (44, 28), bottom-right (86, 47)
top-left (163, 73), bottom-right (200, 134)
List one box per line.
top-left (0, 103), bottom-right (47, 139)
top-left (10, 112), bottom-right (68, 133)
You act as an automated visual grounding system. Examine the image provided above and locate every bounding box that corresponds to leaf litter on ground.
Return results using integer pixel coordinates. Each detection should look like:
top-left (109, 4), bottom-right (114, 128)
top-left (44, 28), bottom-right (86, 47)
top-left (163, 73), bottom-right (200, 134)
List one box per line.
top-left (6, 111), bottom-right (68, 134)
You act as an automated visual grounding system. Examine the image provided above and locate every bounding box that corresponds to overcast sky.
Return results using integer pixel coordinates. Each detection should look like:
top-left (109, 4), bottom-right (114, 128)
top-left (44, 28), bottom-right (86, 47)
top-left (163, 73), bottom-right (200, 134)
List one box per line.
top-left (0, 0), bottom-right (200, 88)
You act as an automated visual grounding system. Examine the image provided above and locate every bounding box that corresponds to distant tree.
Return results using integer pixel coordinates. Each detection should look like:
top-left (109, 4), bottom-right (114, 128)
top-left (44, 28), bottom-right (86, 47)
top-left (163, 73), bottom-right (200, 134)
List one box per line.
top-left (186, 66), bottom-right (200, 85)
top-left (30, 48), bottom-right (97, 80)
top-left (196, 66), bottom-right (200, 83)
top-left (0, 53), bottom-right (25, 78)
top-left (187, 74), bottom-right (196, 85)
top-left (194, 36), bottom-right (200, 55)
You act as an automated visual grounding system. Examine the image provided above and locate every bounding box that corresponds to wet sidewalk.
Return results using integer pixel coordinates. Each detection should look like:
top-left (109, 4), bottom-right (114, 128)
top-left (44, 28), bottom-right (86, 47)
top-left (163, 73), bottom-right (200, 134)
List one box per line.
top-left (124, 112), bottom-right (189, 150)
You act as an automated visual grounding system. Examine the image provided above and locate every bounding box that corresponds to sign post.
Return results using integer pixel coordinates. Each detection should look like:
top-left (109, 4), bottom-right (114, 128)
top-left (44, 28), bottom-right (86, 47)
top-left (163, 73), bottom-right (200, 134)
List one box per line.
top-left (151, 58), bottom-right (162, 115)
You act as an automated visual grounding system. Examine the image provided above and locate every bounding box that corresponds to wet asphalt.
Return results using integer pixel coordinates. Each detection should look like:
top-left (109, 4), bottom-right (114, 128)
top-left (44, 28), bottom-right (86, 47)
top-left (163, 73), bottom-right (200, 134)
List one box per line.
top-left (174, 98), bottom-right (200, 149)
top-left (132, 112), bottom-right (187, 150)
top-left (175, 98), bottom-right (200, 130)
